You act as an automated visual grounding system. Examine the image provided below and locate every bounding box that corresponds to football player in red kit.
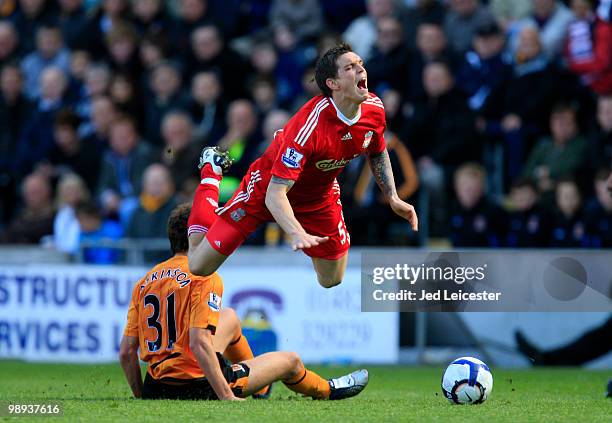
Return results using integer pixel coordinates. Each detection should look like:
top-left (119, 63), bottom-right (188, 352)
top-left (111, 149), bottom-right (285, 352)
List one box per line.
top-left (187, 43), bottom-right (418, 288)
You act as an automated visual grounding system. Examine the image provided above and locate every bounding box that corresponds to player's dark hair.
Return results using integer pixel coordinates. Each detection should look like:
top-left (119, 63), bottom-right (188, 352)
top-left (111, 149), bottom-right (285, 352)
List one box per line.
top-left (315, 43), bottom-right (353, 97)
top-left (167, 203), bottom-right (191, 254)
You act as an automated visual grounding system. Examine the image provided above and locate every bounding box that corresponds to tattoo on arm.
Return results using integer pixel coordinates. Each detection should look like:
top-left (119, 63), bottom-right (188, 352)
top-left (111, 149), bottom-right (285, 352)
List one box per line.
top-left (270, 175), bottom-right (295, 190)
top-left (368, 150), bottom-right (397, 199)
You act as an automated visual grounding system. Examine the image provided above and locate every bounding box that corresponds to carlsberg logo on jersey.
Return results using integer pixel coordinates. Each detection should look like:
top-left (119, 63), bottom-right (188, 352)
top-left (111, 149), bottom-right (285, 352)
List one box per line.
top-left (316, 158), bottom-right (351, 171)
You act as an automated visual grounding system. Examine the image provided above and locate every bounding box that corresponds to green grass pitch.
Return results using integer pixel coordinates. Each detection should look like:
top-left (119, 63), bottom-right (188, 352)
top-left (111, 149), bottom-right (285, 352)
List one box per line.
top-left (0, 361), bottom-right (609, 422)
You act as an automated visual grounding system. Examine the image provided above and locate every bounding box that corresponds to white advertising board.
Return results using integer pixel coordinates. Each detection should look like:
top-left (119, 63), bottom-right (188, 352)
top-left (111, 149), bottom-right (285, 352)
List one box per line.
top-left (0, 264), bottom-right (398, 364)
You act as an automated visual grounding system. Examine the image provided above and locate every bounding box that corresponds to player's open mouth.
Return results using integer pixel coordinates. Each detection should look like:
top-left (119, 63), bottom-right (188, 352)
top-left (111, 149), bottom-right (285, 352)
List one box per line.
top-left (357, 78), bottom-right (367, 92)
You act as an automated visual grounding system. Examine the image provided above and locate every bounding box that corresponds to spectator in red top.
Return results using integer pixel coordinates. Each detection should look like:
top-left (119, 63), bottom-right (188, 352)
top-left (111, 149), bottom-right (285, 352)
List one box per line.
top-left (566, 0), bottom-right (612, 95)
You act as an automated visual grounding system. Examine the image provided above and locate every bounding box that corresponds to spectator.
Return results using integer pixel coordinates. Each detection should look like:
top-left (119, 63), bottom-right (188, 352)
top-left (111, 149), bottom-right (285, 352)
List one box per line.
top-left (402, 61), bottom-right (478, 233)
top-left (449, 162), bottom-right (507, 246)
top-left (407, 22), bottom-right (455, 101)
top-left (402, 0), bottom-right (447, 51)
top-left (171, 0), bottom-right (215, 52)
top-left (255, 109), bottom-right (291, 166)
top-left (47, 109), bottom-right (101, 191)
top-left (367, 15), bottom-right (412, 94)
top-left (21, 25), bottom-right (71, 100)
top-left (10, 0), bottom-right (56, 54)
top-left (138, 30), bottom-right (168, 71)
top-left (380, 88), bottom-right (403, 132)
top-left (511, 0), bottom-right (574, 60)
top-left (250, 76), bottom-right (279, 117)
top-left (104, 21), bottom-right (141, 81)
top-left (505, 177), bottom-right (552, 247)
top-left (0, 22), bottom-right (20, 65)
top-left (75, 200), bottom-right (123, 264)
top-left (259, 108), bottom-right (291, 155)
top-left (57, 0), bottom-right (88, 49)
top-left (79, 0), bottom-right (130, 58)
top-left (81, 95), bottom-right (117, 151)
top-left (0, 64), bottom-right (33, 160)
top-left (1, 172), bottom-right (55, 244)
top-left (144, 61), bottom-right (189, 145)
top-left (187, 25), bottom-right (250, 100)
top-left (74, 63), bottom-right (111, 121)
top-left (521, 103), bottom-right (588, 194)
top-left (188, 71), bottom-right (227, 144)
top-left (249, 41), bottom-right (302, 108)
top-left (97, 114), bottom-right (155, 225)
top-left (109, 72), bottom-right (143, 128)
top-left (131, 0), bottom-right (173, 36)
top-left (0, 64), bottom-right (32, 225)
top-left (566, 0), bottom-right (612, 95)
top-left (216, 99), bottom-right (262, 200)
top-left (444, 0), bottom-right (495, 56)
top-left (584, 169), bottom-right (612, 247)
top-left (270, 0), bottom-right (324, 48)
top-left (53, 172), bottom-right (90, 254)
top-left (549, 178), bottom-right (587, 247)
top-left (498, 26), bottom-right (568, 181)
top-left (456, 22), bottom-right (512, 118)
top-left (589, 95), bottom-right (612, 172)
top-left (16, 66), bottom-right (70, 177)
top-left (68, 48), bottom-right (91, 85)
top-left (160, 111), bottom-right (201, 199)
top-left (489, 0), bottom-right (532, 31)
top-left (126, 163), bottom-right (177, 246)
top-left (343, 0), bottom-right (398, 61)
top-left (321, 0), bottom-right (367, 33)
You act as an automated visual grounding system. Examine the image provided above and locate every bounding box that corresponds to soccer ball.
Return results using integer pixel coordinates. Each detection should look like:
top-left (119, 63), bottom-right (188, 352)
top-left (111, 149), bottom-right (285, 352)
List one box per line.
top-left (441, 357), bottom-right (493, 405)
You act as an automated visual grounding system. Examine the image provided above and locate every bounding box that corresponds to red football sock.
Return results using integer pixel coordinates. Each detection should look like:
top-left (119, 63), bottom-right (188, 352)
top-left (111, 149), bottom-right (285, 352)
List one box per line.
top-left (188, 165), bottom-right (222, 236)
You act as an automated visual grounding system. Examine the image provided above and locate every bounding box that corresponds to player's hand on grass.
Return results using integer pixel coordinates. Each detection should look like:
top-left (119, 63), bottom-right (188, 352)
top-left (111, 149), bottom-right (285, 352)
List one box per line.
top-left (290, 232), bottom-right (329, 251)
top-left (389, 196), bottom-right (418, 232)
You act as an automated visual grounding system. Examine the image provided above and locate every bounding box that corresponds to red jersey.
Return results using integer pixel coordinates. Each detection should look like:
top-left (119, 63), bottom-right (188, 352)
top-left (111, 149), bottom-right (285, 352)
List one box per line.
top-left (219, 93), bottom-right (386, 214)
top-left (211, 94), bottom-right (386, 258)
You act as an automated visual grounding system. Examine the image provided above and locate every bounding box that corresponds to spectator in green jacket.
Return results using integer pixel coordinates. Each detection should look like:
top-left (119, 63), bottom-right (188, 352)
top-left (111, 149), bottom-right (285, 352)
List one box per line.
top-left (521, 102), bottom-right (588, 195)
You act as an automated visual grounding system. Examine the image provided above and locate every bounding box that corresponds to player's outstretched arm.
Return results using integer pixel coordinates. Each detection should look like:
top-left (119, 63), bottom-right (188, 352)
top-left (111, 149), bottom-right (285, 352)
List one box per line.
top-left (265, 176), bottom-right (329, 251)
top-left (367, 150), bottom-right (419, 231)
top-left (118, 335), bottom-right (143, 398)
top-left (189, 328), bottom-right (244, 401)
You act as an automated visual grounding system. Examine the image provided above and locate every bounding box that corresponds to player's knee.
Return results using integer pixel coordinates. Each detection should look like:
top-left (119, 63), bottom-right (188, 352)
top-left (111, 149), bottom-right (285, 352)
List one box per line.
top-left (188, 258), bottom-right (215, 277)
top-left (221, 307), bottom-right (241, 332)
top-left (222, 307), bottom-right (238, 321)
top-left (285, 352), bottom-right (304, 378)
top-left (317, 275), bottom-right (342, 289)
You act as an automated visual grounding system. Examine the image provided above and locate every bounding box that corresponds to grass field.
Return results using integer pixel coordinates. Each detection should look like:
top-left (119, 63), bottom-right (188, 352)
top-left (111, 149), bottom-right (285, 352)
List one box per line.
top-left (0, 361), bottom-right (609, 422)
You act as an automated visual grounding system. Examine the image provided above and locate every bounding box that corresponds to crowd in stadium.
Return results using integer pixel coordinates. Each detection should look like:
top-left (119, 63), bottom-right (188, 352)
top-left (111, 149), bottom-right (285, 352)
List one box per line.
top-left (0, 0), bottom-right (611, 260)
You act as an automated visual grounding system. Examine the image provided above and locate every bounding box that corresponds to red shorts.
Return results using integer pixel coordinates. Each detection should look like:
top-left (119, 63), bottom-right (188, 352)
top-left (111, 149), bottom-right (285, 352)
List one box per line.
top-left (206, 174), bottom-right (350, 260)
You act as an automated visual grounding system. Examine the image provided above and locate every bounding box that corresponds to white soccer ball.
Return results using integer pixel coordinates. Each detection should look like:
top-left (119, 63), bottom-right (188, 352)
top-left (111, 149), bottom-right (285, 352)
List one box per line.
top-left (441, 357), bottom-right (493, 405)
